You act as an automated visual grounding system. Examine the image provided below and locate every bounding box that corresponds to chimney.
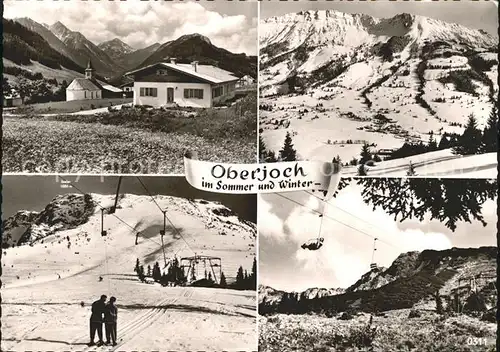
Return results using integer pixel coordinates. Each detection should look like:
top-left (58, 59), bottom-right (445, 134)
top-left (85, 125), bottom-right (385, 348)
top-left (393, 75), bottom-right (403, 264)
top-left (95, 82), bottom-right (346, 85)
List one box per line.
top-left (191, 61), bottom-right (198, 72)
top-left (170, 58), bottom-right (176, 65)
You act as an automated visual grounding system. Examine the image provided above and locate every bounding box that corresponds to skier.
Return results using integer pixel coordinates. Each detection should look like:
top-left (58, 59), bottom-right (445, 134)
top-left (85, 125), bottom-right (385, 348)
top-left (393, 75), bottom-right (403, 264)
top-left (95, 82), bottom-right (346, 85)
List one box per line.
top-left (104, 297), bottom-right (118, 346)
top-left (99, 276), bottom-right (103, 282)
top-left (89, 295), bottom-right (107, 346)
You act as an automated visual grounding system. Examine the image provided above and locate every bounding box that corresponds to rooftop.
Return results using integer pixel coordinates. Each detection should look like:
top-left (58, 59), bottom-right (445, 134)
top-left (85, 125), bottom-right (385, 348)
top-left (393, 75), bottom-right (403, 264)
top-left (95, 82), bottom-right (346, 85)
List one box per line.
top-left (67, 78), bottom-right (101, 91)
top-left (126, 62), bottom-right (239, 85)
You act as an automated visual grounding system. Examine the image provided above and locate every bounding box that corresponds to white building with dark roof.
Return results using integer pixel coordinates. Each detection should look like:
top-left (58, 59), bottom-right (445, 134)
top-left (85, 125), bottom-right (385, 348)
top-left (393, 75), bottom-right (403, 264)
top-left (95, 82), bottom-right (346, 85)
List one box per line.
top-left (125, 59), bottom-right (240, 108)
top-left (66, 61), bottom-right (102, 101)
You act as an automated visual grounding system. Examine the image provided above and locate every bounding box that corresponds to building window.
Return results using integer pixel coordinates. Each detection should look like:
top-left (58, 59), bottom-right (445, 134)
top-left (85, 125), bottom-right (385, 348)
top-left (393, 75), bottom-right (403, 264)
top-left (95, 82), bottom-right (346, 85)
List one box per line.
top-left (184, 89), bottom-right (204, 99)
top-left (212, 86), bottom-right (223, 98)
top-left (157, 69), bottom-right (168, 75)
top-left (140, 88), bottom-right (158, 97)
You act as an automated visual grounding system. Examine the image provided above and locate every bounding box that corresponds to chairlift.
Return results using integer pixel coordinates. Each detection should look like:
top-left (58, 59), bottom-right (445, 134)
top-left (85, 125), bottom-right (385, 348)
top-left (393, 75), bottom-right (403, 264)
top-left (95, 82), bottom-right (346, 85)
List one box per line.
top-left (301, 237), bottom-right (324, 251)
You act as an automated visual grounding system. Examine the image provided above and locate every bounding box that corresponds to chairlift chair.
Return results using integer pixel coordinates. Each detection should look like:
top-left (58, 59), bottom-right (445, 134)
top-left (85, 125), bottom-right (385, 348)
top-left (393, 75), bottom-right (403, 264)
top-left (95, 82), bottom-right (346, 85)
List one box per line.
top-left (301, 237), bottom-right (324, 250)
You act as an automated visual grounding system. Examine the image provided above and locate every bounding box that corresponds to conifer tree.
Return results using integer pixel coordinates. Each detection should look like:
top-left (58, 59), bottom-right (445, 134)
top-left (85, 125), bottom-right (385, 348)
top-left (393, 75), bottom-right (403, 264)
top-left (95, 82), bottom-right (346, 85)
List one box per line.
top-left (251, 257), bottom-right (257, 289)
top-left (220, 272), bottom-right (227, 288)
top-left (453, 114), bottom-right (482, 155)
top-left (208, 271), bottom-right (213, 283)
top-left (438, 134), bottom-right (451, 150)
top-left (359, 143), bottom-right (372, 164)
top-left (138, 265), bottom-right (145, 282)
top-left (152, 262), bottom-right (162, 282)
top-left (357, 164), bottom-right (368, 176)
top-left (236, 266), bottom-right (245, 288)
top-left (147, 265), bottom-right (152, 277)
top-left (134, 258), bottom-right (140, 273)
top-left (428, 131), bottom-right (438, 152)
top-left (279, 132), bottom-right (297, 161)
top-left (481, 108), bottom-right (498, 153)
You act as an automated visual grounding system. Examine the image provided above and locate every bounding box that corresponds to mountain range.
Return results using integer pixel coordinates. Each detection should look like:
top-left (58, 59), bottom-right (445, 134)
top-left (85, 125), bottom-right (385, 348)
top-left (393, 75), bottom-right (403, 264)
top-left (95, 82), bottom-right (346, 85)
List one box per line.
top-left (3, 17), bottom-right (257, 82)
top-left (259, 246), bottom-right (497, 315)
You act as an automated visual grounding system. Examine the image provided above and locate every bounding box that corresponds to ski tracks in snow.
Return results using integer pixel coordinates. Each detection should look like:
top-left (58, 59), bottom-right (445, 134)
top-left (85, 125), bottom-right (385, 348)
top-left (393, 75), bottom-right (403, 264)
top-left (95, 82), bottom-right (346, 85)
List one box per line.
top-left (67, 294), bottom-right (185, 351)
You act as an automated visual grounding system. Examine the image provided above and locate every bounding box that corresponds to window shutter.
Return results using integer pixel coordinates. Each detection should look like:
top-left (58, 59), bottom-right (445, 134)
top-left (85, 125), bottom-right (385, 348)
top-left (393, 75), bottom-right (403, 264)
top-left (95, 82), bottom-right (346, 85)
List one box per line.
top-left (153, 88), bottom-right (158, 97)
top-left (140, 88), bottom-right (145, 97)
top-left (199, 90), bottom-right (204, 99)
top-left (184, 89), bottom-right (189, 98)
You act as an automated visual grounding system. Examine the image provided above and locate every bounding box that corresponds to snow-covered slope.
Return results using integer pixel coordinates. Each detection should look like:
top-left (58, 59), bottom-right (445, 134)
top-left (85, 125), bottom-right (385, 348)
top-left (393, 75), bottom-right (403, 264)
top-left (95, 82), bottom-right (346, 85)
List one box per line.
top-left (260, 10), bottom-right (497, 172)
top-left (2, 193), bottom-right (257, 351)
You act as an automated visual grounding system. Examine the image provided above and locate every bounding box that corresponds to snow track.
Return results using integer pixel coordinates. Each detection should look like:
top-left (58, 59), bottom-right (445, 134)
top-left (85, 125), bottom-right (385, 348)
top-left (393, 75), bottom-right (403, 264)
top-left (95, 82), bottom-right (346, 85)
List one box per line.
top-left (2, 194), bottom-right (257, 351)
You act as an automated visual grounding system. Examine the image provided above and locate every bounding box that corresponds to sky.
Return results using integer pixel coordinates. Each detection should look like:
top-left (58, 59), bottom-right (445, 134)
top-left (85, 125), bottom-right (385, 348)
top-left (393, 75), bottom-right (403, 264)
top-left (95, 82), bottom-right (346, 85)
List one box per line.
top-left (260, 0), bottom-right (499, 37)
top-left (2, 175), bottom-right (257, 223)
top-left (259, 179), bottom-right (497, 292)
top-left (3, 0), bottom-right (258, 55)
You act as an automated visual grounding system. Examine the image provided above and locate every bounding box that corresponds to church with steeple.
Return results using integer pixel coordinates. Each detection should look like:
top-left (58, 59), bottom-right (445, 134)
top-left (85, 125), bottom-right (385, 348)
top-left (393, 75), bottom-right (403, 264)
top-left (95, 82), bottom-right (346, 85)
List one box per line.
top-left (66, 60), bottom-right (103, 101)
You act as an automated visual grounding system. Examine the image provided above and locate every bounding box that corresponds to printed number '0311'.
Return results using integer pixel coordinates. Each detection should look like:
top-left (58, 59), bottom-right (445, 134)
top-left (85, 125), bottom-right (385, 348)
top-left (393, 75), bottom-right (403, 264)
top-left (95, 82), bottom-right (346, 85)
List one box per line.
top-left (467, 337), bottom-right (488, 346)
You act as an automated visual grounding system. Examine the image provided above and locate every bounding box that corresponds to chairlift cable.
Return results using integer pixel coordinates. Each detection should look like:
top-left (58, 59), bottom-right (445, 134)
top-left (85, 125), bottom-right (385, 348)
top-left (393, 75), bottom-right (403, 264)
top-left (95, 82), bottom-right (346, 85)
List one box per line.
top-left (305, 190), bottom-right (400, 246)
top-left (273, 192), bottom-right (399, 250)
top-left (135, 176), bottom-right (196, 256)
top-left (303, 190), bottom-right (401, 250)
top-left (135, 176), bottom-right (165, 213)
top-left (371, 238), bottom-right (378, 264)
top-left (58, 176), bottom-right (163, 248)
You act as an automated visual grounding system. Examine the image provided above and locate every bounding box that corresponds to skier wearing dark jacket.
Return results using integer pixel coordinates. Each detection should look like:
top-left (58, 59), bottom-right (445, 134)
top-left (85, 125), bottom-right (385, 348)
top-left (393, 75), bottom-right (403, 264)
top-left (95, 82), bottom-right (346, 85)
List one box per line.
top-left (104, 296), bottom-right (118, 346)
top-left (89, 295), bottom-right (107, 346)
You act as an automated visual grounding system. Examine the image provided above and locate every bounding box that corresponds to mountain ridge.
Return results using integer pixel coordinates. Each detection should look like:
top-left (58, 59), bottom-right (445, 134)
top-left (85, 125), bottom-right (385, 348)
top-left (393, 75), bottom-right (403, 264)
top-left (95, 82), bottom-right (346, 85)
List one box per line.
top-left (259, 246), bottom-right (496, 315)
top-left (2, 193), bottom-right (257, 248)
top-left (49, 21), bottom-right (122, 75)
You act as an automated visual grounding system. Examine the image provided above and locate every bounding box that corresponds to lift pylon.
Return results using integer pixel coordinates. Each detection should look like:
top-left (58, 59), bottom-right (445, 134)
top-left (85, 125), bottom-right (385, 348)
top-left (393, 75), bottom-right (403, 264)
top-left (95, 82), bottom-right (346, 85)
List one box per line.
top-left (101, 209), bottom-right (107, 237)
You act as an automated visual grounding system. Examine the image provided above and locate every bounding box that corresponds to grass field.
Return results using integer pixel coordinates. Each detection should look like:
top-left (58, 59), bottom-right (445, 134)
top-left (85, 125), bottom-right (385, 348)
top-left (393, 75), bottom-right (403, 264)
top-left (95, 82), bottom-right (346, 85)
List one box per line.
top-left (3, 94), bottom-right (257, 173)
top-left (259, 311), bottom-right (496, 352)
top-left (14, 98), bottom-right (133, 114)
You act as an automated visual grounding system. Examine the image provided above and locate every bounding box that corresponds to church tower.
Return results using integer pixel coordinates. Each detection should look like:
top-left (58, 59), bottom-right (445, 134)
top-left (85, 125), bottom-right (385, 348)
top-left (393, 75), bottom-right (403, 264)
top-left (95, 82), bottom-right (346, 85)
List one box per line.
top-left (85, 60), bottom-right (95, 80)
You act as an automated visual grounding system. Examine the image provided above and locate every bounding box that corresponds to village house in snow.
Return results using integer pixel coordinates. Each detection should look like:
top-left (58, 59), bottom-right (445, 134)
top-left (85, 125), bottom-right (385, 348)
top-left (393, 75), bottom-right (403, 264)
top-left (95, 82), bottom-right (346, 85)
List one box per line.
top-left (125, 59), bottom-right (239, 108)
top-left (66, 60), bottom-right (122, 101)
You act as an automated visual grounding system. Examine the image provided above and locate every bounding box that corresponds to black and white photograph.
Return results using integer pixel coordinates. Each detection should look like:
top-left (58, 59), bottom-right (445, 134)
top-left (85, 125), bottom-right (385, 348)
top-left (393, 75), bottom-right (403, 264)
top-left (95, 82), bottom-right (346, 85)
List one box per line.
top-left (2, 0), bottom-right (258, 174)
top-left (258, 178), bottom-right (497, 351)
top-left (258, 2), bottom-right (498, 177)
top-left (1, 175), bottom-right (257, 351)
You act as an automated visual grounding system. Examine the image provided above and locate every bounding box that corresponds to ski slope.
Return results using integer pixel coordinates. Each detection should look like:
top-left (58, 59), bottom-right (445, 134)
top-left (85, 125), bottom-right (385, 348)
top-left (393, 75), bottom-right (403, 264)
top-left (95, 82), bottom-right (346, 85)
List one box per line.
top-left (2, 193), bottom-right (257, 351)
top-left (341, 149), bottom-right (497, 177)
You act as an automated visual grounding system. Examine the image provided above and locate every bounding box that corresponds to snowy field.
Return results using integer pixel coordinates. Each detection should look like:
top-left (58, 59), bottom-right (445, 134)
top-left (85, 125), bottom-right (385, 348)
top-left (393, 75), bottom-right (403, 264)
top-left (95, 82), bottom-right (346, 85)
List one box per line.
top-left (2, 194), bottom-right (257, 351)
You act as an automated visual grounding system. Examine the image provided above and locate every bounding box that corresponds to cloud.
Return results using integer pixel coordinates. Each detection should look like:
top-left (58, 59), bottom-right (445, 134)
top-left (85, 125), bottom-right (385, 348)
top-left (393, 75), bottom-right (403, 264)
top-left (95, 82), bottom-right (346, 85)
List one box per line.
top-left (260, 184), bottom-right (454, 291)
top-left (258, 194), bottom-right (287, 241)
top-left (3, 0), bottom-right (257, 55)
